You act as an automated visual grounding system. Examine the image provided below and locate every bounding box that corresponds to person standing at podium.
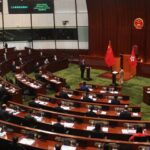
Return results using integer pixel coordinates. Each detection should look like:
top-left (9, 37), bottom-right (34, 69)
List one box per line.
top-left (79, 59), bottom-right (86, 79)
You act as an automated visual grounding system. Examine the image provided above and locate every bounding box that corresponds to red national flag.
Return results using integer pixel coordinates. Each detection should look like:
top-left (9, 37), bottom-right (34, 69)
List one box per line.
top-left (105, 41), bottom-right (115, 67)
top-left (129, 48), bottom-right (137, 68)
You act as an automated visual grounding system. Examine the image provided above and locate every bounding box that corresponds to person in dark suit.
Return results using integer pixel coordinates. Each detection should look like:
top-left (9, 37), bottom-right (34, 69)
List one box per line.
top-left (86, 105), bottom-right (97, 117)
top-left (53, 117), bottom-right (66, 133)
top-left (58, 87), bottom-right (69, 99)
top-left (0, 104), bottom-right (10, 121)
top-left (0, 84), bottom-right (11, 103)
top-left (35, 71), bottom-right (43, 81)
top-left (24, 110), bottom-right (37, 127)
top-left (82, 92), bottom-right (93, 102)
top-left (9, 136), bottom-right (26, 150)
top-left (118, 107), bottom-right (131, 120)
top-left (54, 102), bottom-right (65, 112)
top-left (129, 126), bottom-right (146, 141)
top-left (79, 59), bottom-right (86, 79)
top-left (80, 82), bottom-right (89, 92)
top-left (54, 143), bottom-right (61, 150)
top-left (111, 96), bottom-right (120, 105)
top-left (91, 123), bottom-right (103, 138)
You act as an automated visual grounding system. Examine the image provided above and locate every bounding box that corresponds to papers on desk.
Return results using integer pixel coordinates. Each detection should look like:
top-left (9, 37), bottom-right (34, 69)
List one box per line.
top-left (63, 122), bottom-right (74, 128)
top-left (86, 125), bottom-right (95, 131)
top-left (93, 98), bottom-right (97, 101)
top-left (108, 100), bottom-right (112, 103)
top-left (88, 109), bottom-right (97, 113)
top-left (42, 74), bottom-right (48, 79)
top-left (51, 121), bottom-right (56, 125)
top-left (100, 90), bottom-right (106, 93)
top-left (68, 94), bottom-right (73, 97)
top-left (13, 111), bottom-right (20, 115)
top-left (101, 111), bottom-right (107, 115)
top-left (50, 79), bottom-right (61, 84)
top-left (89, 88), bottom-right (93, 91)
top-left (89, 95), bottom-right (93, 99)
top-left (122, 129), bottom-right (136, 134)
top-left (61, 106), bottom-right (70, 110)
top-left (0, 131), bottom-right (6, 137)
top-left (6, 108), bottom-right (20, 115)
top-left (19, 138), bottom-right (35, 145)
top-left (35, 100), bottom-right (48, 105)
top-left (110, 91), bottom-right (119, 94)
top-left (102, 127), bottom-right (108, 132)
top-left (61, 145), bottom-right (76, 150)
top-left (132, 112), bottom-right (139, 116)
top-left (33, 116), bottom-right (43, 122)
top-left (30, 83), bottom-right (40, 89)
top-left (80, 96), bottom-right (83, 100)
top-left (146, 91), bottom-right (150, 94)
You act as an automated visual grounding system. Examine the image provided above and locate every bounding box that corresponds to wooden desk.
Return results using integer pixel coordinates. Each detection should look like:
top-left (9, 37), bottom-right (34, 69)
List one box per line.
top-left (0, 76), bottom-right (22, 103)
top-left (6, 102), bottom-right (142, 141)
top-left (55, 90), bottom-right (130, 105)
top-left (39, 71), bottom-right (66, 91)
top-left (0, 119), bottom-right (150, 150)
top-left (32, 96), bottom-right (141, 120)
top-left (15, 72), bottom-right (46, 96)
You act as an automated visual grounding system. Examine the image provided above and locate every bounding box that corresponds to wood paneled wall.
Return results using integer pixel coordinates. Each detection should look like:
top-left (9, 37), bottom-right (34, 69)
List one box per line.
top-left (86, 0), bottom-right (150, 62)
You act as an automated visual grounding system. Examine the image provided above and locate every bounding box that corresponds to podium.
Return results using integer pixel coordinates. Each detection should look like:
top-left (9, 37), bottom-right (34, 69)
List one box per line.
top-left (111, 71), bottom-right (118, 86)
top-left (122, 54), bottom-right (136, 78)
top-left (85, 66), bottom-right (92, 81)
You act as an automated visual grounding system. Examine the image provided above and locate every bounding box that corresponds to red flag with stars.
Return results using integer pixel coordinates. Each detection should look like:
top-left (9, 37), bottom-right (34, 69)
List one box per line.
top-left (105, 41), bottom-right (115, 67)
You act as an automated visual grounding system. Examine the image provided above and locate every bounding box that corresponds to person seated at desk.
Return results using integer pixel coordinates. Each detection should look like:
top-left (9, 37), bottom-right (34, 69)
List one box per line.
top-left (24, 110), bottom-right (37, 127)
top-left (58, 87), bottom-right (69, 99)
top-left (54, 102), bottom-right (65, 112)
top-left (129, 126), bottom-right (146, 141)
top-left (0, 104), bottom-right (10, 121)
top-left (80, 82), bottom-right (89, 92)
top-left (35, 71), bottom-right (43, 81)
top-left (82, 92), bottom-right (93, 102)
top-left (86, 105), bottom-right (97, 117)
top-left (91, 123), bottom-right (103, 138)
top-left (0, 84), bottom-right (11, 103)
top-left (54, 143), bottom-right (61, 150)
top-left (9, 136), bottom-right (26, 150)
top-left (118, 106), bottom-right (131, 120)
top-left (110, 96), bottom-right (120, 105)
top-left (53, 117), bottom-right (66, 133)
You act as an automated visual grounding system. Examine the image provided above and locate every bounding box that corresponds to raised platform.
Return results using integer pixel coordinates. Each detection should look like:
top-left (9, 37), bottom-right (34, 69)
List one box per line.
top-left (99, 72), bottom-right (133, 81)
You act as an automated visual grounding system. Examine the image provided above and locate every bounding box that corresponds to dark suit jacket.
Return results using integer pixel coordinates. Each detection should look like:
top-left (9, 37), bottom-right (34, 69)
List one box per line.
top-left (111, 99), bottom-right (120, 105)
top-left (24, 114), bottom-right (37, 127)
top-left (119, 110), bottom-right (131, 119)
top-left (86, 111), bottom-right (97, 117)
top-left (55, 106), bottom-right (65, 112)
top-left (59, 91), bottom-right (69, 99)
top-left (53, 122), bottom-right (66, 133)
top-left (82, 96), bottom-right (93, 102)
top-left (9, 143), bottom-right (26, 150)
top-left (0, 109), bottom-right (10, 121)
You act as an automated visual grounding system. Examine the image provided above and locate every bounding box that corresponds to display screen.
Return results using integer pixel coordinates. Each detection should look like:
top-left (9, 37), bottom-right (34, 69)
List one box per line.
top-left (8, 0), bottom-right (54, 14)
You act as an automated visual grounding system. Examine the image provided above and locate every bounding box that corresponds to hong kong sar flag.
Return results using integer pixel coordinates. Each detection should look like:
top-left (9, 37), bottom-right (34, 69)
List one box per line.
top-left (129, 48), bottom-right (137, 68)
